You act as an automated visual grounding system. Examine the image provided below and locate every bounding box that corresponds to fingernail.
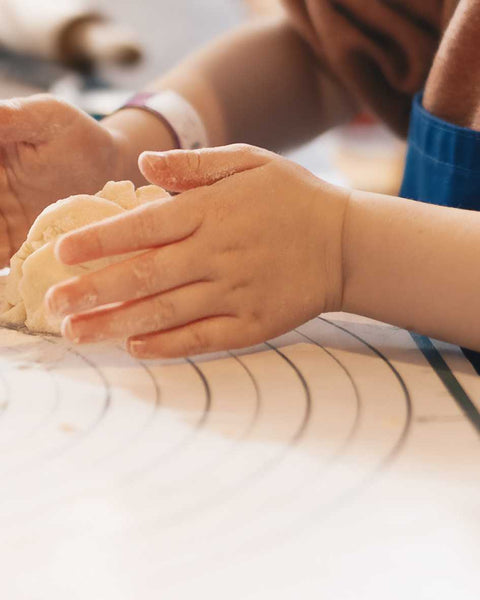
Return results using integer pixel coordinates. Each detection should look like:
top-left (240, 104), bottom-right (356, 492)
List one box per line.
top-left (61, 316), bottom-right (81, 343)
top-left (128, 339), bottom-right (147, 356)
top-left (54, 236), bottom-right (75, 265)
top-left (45, 287), bottom-right (71, 317)
top-left (139, 151), bottom-right (165, 168)
top-left (141, 150), bottom-right (166, 158)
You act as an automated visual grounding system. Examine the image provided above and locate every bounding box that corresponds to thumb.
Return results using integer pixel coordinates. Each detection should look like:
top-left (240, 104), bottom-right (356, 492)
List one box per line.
top-left (138, 143), bottom-right (276, 192)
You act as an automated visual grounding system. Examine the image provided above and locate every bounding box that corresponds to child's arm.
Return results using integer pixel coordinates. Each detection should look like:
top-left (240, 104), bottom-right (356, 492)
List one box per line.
top-left (47, 144), bottom-right (480, 356)
top-left (46, 145), bottom-right (350, 357)
top-left (343, 190), bottom-right (480, 349)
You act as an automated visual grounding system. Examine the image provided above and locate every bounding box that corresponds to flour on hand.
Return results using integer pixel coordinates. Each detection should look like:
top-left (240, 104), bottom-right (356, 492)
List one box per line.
top-left (0, 181), bottom-right (169, 334)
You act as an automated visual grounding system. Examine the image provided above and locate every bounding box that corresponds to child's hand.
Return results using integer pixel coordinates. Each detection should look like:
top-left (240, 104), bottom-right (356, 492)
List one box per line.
top-left (0, 94), bottom-right (126, 265)
top-left (46, 144), bottom-right (349, 358)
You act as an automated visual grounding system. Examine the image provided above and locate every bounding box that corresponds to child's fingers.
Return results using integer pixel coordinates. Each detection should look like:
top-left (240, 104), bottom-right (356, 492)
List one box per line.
top-left (62, 281), bottom-right (222, 344)
top-left (139, 143), bottom-right (275, 192)
top-left (55, 194), bottom-right (201, 265)
top-left (127, 315), bottom-right (245, 359)
top-left (57, 144), bottom-right (278, 266)
top-left (46, 239), bottom-right (206, 317)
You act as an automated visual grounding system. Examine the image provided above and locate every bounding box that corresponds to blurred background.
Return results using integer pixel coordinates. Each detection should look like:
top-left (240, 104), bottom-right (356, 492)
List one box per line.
top-left (0, 0), bottom-right (405, 194)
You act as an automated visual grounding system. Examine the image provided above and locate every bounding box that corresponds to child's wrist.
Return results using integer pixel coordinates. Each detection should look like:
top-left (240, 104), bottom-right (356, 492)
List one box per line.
top-left (339, 189), bottom-right (362, 315)
top-left (340, 189), bottom-right (386, 319)
top-left (312, 180), bottom-right (351, 314)
top-left (337, 187), bottom-right (353, 313)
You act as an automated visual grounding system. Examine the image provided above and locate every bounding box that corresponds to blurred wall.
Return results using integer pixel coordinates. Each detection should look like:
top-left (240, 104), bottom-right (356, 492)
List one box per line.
top-left (94, 0), bottom-right (244, 87)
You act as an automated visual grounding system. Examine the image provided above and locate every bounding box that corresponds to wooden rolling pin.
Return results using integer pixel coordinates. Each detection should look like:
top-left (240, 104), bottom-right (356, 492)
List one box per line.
top-left (0, 0), bottom-right (142, 67)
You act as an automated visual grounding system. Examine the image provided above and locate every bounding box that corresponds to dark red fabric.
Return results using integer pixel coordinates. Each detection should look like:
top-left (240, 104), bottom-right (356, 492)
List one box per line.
top-left (282, 1), bottom-right (479, 135)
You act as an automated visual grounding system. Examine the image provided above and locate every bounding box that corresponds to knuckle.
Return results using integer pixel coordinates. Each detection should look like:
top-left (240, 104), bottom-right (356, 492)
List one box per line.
top-left (236, 302), bottom-right (264, 330)
top-left (220, 239), bottom-right (242, 255)
top-left (87, 227), bottom-right (107, 257)
top-left (248, 308), bottom-right (263, 324)
top-left (229, 143), bottom-right (254, 154)
top-left (229, 142), bottom-right (270, 162)
top-left (130, 211), bottom-right (155, 245)
top-left (184, 150), bottom-right (202, 173)
top-left (184, 327), bottom-right (208, 355)
top-left (151, 248), bottom-right (170, 277)
top-left (151, 296), bottom-right (176, 327)
top-left (35, 93), bottom-right (69, 113)
top-left (229, 278), bottom-right (249, 294)
top-left (32, 92), bottom-right (55, 103)
top-left (130, 250), bottom-right (161, 294)
top-left (2, 97), bottom-right (23, 112)
top-left (159, 150), bottom-right (177, 173)
top-left (76, 275), bottom-right (100, 306)
top-left (48, 94), bottom-right (70, 109)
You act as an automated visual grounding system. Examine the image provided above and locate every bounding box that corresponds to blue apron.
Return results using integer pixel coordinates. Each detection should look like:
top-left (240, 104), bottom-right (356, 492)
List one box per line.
top-left (400, 91), bottom-right (480, 370)
top-left (401, 92), bottom-right (480, 208)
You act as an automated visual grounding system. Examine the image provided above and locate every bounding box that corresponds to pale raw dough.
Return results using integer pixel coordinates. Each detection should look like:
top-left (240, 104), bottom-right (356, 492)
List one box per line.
top-left (0, 181), bottom-right (169, 334)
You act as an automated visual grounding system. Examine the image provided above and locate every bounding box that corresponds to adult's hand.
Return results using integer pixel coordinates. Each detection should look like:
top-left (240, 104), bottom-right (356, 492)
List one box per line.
top-left (0, 94), bottom-right (126, 264)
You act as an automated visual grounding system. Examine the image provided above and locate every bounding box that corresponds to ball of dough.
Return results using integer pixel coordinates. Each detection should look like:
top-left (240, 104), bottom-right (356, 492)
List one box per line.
top-left (0, 181), bottom-right (169, 334)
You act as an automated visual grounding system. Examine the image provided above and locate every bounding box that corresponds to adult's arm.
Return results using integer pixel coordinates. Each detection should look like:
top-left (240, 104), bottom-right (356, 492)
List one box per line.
top-left (103, 16), bottom-right (355, 185)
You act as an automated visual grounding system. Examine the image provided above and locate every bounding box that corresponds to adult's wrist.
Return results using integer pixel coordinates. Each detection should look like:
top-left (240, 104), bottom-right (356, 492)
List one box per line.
top-left (101, 107), bottom-right (178, 186)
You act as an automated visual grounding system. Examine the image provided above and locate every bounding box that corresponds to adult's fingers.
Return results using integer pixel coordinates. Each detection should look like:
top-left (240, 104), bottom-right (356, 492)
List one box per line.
top-left (127, 315), bottom-right (246, 359)
top-left (55, 193), bottom-right (201, 265)
top-left (62, 280), bottom-right (224, 344)
top-left (46, 238), bottom-right (207, 317)
top-left (139, 143), bottom-right (275, 193)
top-left (0, 94), bottom-right (73, 144)
top-left (0, 211), bottom-right (12, 267)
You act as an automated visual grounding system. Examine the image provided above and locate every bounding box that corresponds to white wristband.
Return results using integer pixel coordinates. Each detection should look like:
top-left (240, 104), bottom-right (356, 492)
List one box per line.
top-left (121, 90), bottom-right (209, 150)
